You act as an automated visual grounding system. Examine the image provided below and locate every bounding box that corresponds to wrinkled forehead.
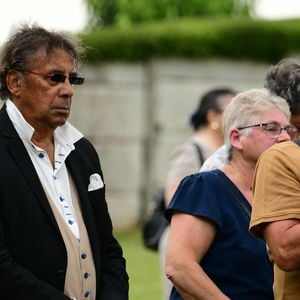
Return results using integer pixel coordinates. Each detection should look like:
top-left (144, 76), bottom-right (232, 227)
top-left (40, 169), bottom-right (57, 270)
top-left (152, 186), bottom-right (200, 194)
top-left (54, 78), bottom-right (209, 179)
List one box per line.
top-left (28, 48), bottom-right (76, 69)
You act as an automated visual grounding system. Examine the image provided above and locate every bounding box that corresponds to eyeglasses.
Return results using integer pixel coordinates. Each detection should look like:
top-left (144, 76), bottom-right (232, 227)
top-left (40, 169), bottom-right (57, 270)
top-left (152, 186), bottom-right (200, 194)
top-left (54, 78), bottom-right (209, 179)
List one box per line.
top-left (238, 122), bottom-right (299, 138)
top-left (16, 70), bottom-right (84, 85)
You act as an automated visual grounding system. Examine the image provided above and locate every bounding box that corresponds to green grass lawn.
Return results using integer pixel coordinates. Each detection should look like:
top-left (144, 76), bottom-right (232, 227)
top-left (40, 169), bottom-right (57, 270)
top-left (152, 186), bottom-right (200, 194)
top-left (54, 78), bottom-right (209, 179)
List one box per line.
top-left (115, 228), bottom-right (163, 300)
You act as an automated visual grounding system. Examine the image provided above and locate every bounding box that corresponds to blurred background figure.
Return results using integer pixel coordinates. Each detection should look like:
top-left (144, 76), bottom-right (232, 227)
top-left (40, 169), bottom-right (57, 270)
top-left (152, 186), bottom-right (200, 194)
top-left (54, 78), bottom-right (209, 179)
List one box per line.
top-left (159, 87), bottom-right (236, 300)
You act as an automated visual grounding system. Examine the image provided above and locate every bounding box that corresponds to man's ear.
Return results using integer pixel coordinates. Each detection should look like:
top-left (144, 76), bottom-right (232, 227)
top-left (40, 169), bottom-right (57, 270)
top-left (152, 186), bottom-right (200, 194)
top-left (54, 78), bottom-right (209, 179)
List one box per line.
top-left (6, 71), bottom-right (23, 98)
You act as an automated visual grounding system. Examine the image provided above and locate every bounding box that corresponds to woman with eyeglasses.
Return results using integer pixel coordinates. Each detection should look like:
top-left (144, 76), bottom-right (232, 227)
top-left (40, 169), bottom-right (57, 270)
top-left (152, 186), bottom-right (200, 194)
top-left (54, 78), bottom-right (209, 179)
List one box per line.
top-left (165, 88), bottom-right (292, 300)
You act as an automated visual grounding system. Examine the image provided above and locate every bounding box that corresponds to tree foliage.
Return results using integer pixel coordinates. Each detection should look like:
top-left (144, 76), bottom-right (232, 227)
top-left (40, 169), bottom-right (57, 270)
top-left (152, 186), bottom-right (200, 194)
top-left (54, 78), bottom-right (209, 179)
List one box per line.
top-left (80, 18), bottom-right (300, 64)
top-left (85, 0), bottom-right (253, 29)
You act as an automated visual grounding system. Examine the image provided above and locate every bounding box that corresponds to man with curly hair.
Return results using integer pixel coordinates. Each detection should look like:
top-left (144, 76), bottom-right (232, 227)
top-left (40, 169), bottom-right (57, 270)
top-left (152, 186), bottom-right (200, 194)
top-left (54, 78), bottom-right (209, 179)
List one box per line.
top-left (264, 58), bottom-right (300, 133)
top-left (250, 58), bottom-right (300, 299)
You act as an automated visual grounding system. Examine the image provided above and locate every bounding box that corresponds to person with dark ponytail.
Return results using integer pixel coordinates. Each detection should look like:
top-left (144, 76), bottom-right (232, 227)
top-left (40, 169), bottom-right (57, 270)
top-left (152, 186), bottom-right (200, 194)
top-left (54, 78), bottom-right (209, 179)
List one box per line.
top-left (165, 88), bottom-right (236, 205)
top-left (189, 88), bottom-right (237, 131)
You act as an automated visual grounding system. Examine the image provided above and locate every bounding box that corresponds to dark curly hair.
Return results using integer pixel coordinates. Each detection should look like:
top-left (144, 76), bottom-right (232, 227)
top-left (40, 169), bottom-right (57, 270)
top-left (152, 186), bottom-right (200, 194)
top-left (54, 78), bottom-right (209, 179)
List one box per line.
top-left (265, 58), bottom-right (300, 115)
top-left (0, 23), bottom-right (84, 100)
top-left (189, 88), bottom-right (237, 130)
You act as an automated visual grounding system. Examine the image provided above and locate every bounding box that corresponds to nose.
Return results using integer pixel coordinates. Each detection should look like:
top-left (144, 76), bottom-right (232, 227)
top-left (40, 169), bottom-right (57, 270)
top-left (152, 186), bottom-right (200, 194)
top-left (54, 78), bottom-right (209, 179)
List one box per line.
top-left (59, 79), bottom-right (74, 98)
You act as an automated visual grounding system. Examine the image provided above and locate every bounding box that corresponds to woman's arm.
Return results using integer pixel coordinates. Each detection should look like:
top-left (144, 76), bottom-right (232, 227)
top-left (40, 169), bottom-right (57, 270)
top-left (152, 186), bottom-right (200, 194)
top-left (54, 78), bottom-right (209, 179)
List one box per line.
top-left (165, 212), bottom-right (230, 300)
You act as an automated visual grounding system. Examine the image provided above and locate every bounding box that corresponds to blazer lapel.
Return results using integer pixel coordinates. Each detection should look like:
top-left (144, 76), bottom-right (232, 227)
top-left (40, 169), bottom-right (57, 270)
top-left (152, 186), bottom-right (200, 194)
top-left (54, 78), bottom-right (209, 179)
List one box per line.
top-left (0, 105), bottom-right (59, 229)
top-left (66, 153), bottom-right (91, 216)
top-left (66, 151), bottom-right (100, 234)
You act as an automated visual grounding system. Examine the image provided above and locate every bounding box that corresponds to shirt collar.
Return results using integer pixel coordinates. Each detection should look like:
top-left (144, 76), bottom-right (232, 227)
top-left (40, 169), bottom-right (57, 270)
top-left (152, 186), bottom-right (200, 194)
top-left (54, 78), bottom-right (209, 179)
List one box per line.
top-left (6, 99), bottom-right (83, 148)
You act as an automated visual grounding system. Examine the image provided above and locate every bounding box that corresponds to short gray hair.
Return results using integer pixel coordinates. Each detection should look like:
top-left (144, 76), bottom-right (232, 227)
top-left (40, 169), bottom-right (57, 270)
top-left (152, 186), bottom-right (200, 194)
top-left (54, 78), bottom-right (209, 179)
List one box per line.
top-left (223, 88), bottom-right (290, 157)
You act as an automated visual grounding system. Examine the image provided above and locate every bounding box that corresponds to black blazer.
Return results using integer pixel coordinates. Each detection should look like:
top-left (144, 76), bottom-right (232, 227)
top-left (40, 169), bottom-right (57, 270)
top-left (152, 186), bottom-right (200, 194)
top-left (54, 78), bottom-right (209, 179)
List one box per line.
top-left (0, 106), bottom-right (129, 300)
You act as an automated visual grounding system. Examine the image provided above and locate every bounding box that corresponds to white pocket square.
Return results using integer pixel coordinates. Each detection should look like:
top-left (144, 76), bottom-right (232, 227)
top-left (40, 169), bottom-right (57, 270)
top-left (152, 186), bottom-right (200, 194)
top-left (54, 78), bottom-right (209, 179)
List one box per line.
top-left (88, 173), bottom-right (104, 191)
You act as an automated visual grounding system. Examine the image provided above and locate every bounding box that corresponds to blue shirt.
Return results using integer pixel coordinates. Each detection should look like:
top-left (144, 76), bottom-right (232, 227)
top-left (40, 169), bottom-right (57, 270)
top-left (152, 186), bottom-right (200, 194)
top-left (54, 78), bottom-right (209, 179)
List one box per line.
top-left (166, 169), bottom-right (273, 300)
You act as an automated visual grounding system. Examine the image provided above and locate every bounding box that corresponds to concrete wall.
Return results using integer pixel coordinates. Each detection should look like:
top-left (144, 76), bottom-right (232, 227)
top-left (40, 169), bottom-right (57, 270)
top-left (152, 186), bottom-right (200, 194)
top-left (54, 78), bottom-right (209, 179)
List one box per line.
top-left (70, 58), bottom-right (269, 230)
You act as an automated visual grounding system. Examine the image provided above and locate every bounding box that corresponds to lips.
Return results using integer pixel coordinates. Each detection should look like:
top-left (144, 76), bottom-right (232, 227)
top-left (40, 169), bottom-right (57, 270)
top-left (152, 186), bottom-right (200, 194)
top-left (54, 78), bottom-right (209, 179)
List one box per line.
top-left (53, 107), bottom-right (70, 113)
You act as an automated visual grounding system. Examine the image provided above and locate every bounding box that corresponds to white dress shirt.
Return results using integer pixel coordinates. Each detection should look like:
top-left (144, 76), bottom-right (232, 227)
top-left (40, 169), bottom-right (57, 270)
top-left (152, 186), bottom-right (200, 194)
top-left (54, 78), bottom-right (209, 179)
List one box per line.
top-left (6, 99), bottom-right (83, 239)
top-left (200, 144), bottom-right (227, 172)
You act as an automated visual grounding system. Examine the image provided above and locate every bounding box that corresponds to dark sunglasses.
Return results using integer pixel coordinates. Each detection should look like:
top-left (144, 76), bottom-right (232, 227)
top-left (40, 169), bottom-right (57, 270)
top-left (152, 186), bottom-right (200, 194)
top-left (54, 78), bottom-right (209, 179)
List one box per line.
top-left (15, 70), bottom-right (84, 85)
top-left (46, 72), bottom-right (85, 85)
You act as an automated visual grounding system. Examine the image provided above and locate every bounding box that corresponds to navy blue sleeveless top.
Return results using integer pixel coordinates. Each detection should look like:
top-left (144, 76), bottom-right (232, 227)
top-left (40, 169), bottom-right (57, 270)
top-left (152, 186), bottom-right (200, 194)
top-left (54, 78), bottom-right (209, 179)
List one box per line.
top-left (166, 169), bottom-right (273, 300)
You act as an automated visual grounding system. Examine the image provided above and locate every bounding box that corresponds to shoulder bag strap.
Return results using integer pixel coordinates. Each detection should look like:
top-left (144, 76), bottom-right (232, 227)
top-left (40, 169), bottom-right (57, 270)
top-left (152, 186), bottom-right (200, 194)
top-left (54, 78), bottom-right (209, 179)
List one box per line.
top-left (191, 142), bottom-right (205, 166)
top-left (216, 172), bottom-right (251, 220)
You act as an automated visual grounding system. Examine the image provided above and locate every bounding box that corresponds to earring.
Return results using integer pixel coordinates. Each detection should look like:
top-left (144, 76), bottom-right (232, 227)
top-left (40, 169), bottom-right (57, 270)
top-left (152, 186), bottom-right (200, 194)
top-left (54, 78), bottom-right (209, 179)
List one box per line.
top-left (210, 121), bottom-right (219, 130)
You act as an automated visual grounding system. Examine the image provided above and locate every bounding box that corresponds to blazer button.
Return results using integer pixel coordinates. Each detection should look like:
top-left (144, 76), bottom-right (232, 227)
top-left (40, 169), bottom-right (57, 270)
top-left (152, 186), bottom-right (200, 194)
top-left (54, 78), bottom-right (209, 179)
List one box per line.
top-left (57, 270), bottom-right (65, 279)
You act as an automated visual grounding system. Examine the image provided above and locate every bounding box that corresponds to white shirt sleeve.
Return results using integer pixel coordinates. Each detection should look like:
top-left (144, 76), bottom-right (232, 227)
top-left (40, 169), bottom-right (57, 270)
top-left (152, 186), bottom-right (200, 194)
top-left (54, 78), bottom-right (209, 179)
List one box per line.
top-left (200, 145), bottom-right (227, 172)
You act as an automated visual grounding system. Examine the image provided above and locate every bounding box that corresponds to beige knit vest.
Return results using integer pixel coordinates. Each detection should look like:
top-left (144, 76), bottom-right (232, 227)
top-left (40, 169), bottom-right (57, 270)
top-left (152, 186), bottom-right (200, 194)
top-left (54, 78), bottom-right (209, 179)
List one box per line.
top-left (44, 174), bottom-right (96, 300)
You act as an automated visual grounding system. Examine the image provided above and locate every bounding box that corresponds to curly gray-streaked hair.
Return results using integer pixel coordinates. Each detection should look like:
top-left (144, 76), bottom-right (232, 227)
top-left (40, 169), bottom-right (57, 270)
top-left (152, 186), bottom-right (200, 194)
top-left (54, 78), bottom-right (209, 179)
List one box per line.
top-left (265, 58), bottom-right (300, 115)
top-left (0, 23), bottom-right (84, 100)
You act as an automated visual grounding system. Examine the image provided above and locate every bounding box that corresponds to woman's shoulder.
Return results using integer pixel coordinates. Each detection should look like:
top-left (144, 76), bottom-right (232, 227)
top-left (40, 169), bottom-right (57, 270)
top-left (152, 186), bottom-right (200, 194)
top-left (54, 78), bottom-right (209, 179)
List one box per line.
top-left (166, 170), bottom-right (228, 223)
top-left (180, 169), bottom-right (223, 191)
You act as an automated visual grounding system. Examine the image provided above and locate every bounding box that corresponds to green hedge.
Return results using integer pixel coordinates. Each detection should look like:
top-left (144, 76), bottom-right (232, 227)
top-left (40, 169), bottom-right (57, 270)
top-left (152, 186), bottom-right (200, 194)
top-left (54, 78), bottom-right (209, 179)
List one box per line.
top-left (79, 18), bottom-right (300, 63)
